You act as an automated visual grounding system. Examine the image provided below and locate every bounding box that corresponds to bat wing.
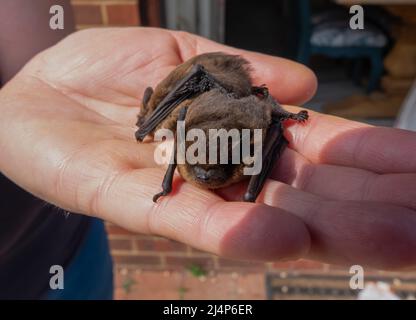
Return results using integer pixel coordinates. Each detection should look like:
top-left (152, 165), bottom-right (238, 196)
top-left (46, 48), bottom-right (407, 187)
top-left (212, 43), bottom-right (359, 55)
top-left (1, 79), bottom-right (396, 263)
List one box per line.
top-left (242, 93), bottom-right (308, 202)
top-left (243, 121), bottom-right (288, 202)
top-left (135, 64), bottom-right (225, 141)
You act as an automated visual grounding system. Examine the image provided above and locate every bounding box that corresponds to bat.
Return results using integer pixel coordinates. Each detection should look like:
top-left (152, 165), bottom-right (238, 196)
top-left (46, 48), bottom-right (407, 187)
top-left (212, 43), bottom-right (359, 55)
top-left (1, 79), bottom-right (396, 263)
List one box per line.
top-left (135, 52), bottom-right (309, 203)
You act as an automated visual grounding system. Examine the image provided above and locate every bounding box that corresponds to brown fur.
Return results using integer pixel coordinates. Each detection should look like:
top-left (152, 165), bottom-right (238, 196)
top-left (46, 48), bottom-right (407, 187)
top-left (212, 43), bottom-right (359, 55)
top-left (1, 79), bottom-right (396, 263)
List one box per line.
top-left (176, 90), bottom-right (272, 189)
top-left (137, 52), bottom-right (272, 189)
top-left (137, 52), bottom-right (253, 134)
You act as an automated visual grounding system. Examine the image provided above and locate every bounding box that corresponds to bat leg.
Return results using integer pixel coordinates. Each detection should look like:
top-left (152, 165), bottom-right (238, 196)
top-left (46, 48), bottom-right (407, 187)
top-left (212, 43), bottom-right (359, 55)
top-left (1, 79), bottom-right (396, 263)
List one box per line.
top-left (274, 108), bottom-right (309, 122)
top-left (136, 87), bottom-right (154, 127)
top-left (135, 64), bottom-right (227, 141)
top-left (243, 121), bottom-right (288, 202)
top-left (152, 159), bottom-right (177, 203)
top-left (269, 97), bottom-right (309, 123)
top-left (153, 106), bottom-right (188, 203)
top-left (251, 85), bottom-right (269, 98)
top-left (252, 85), bottom-right (309, 123)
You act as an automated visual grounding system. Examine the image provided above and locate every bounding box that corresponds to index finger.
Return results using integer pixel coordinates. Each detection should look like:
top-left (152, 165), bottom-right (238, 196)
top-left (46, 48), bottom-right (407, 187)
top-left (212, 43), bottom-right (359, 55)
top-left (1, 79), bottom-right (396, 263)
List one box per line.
top-left (283, 106), bottom-right (416, 174)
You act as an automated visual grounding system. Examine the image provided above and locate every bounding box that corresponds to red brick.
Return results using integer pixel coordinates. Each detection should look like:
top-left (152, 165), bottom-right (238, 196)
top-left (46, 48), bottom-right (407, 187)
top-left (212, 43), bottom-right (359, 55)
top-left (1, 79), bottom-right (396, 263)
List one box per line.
top-left (217, 258), bottom-right (265, 270)
top-left (155, 239), bottom-right (188, 252)
top-left (113, 254), bottom-right (161, 266)
top-left (135, 238), bottom-right (156, 251)
top-left (165, 256), bottom-right (215, 269)
top-left (271, 261), bottom-right (295, 270)
top-left (109, 239), bottom-right (133, 251)
top-left (136, 238), bottom-right (187, 252)
top-left (106, 4), bottom-right (140, 26)
top-left (323, 264), bottom-right (350, 272)
top-left (106, 224), bottom-right (135, 236)
top-left (291, 259), bottom-right (326, 270)
top-left (73, 4), bottom-right (103, 25)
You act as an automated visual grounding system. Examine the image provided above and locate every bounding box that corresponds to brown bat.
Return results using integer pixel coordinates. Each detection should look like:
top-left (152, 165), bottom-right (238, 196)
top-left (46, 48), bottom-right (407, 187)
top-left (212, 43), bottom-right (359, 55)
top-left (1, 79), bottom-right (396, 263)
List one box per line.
top-left (135, 52), bottom-right (308, 203)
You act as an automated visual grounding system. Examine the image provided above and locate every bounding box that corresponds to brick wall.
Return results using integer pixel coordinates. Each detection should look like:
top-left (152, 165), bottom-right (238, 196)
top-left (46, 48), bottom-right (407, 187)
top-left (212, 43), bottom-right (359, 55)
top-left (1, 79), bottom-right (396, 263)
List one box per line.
top-left (71, 0), bottom-right (141, 29)
top-left (107, 220), bottom-right (416, 293)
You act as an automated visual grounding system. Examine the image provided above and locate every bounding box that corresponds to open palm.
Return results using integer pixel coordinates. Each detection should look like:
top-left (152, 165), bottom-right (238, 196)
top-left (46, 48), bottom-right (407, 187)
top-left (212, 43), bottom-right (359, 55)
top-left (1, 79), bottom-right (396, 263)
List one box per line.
top-left (1, 28), bottom-right (415, 269)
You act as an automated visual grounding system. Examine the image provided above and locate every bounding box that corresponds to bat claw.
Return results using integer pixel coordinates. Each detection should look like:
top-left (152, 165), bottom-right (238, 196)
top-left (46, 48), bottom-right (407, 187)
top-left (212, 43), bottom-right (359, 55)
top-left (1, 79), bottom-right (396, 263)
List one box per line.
top-left (292, 110), bottom-right (309, 122)
top-left (153, 191), bottom-right (167, 203)
top-left (243, 192), bottom-right (256, 202)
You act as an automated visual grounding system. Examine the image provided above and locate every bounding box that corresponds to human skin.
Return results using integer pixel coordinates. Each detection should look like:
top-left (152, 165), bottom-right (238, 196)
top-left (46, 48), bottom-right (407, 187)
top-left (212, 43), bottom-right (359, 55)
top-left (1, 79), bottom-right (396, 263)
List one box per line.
top-left (0, 28), bottom-right (415, 269)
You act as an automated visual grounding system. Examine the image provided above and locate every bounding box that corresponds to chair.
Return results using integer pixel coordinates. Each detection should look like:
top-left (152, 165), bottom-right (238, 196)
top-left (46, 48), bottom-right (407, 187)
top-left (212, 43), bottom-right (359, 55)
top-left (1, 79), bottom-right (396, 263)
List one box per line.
top-left (296, 0), bottom-right (388, 92)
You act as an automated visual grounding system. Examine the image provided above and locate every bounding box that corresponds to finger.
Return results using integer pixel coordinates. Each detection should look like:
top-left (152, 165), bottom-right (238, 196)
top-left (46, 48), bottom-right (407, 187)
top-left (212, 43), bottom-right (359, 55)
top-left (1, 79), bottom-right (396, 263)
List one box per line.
top-left (219, 180), bottom-right (416, 269)
top-left (69, 168), bottom-right (310, 262)
top-left (170, 30), bottom-right (317, 105)
top-left (272, 148), bottom-right (416, 211)
top-left (282, 106), bottom-right (416, 174)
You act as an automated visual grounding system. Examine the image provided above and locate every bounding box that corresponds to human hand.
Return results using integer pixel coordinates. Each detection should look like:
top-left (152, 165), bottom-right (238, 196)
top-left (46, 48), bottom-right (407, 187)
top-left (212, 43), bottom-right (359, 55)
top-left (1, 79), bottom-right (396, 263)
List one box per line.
top-left (2, 28), bottom-right (414, 270)
top-left (220, 106), bottom-right (416, 269)
top-left (0, 28), bottom-right (316, 262)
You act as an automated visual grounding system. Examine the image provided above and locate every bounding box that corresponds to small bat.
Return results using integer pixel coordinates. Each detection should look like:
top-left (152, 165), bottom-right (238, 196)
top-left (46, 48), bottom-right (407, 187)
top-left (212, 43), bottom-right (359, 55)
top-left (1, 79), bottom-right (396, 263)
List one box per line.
top-left (135, 52), bottom-right (308, 203)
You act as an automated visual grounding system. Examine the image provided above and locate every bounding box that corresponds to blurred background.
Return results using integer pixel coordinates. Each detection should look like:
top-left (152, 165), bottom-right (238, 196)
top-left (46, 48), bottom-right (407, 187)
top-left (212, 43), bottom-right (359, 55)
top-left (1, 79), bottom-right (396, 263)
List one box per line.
top-left (69, 0), bottom-right (416, 299)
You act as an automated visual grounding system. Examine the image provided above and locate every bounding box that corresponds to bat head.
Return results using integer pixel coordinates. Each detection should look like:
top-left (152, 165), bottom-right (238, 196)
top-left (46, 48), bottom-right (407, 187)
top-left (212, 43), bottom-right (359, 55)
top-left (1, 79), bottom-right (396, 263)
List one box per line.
top-left (175, 90), bottom-right (272, 189)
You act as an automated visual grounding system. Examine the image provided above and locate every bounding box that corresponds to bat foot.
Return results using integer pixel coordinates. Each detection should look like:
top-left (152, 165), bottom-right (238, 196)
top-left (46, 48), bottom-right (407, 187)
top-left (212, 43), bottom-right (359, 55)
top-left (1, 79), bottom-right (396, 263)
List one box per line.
top-left (243, 192), bottom-right (256, 203)
top-left (153, 191), bottom-right (169, 203)
top-left (291, 110), bottom-right (309, 123)
top-left (135, 129), bottom-right (145, 142)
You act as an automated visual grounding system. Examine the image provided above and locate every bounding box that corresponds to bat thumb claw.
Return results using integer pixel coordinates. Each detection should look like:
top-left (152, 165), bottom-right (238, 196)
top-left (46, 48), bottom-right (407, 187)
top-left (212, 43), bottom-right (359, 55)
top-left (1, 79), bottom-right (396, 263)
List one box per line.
top-left (153, 192), bottom-right (166, 203)
top-left (243, 192), bottom-right (256, 203)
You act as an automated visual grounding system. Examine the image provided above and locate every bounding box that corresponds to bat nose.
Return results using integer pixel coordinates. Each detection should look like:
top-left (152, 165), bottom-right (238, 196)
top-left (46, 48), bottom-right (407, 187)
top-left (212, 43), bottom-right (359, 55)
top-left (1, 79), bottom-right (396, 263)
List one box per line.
top-left (196, 173), bottom-right (209, 181)
top-left (198, 174), bottom-right (209, 181)
top-left (194, 167), bottom-right (210, 181)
